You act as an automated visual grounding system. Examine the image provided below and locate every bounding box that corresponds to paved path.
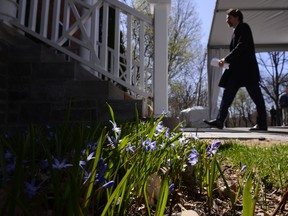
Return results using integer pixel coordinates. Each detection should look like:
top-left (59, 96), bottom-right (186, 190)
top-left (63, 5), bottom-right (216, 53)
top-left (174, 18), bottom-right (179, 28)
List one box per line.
top-left (181, 126), bottom-right (288, 143)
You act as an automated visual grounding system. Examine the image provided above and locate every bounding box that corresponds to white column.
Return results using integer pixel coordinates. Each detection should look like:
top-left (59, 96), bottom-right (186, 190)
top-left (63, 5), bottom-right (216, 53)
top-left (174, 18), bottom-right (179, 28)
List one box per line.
top-left (207, 48), bottom-right (229, 119)
top-left (0, 0), bottom-right (17, 25)
top-left (149, 0), bottom-right (171, 117)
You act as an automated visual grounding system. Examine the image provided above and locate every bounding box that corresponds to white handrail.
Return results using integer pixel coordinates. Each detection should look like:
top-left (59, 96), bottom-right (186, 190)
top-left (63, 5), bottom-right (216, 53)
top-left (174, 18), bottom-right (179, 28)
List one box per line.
top-left (12, 0), bottom-right (154, 99)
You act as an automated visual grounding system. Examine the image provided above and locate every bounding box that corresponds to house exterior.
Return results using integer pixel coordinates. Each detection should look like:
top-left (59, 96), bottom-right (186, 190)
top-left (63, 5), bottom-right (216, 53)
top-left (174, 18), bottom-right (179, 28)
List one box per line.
top-left (0, 0), bottom-right (170, 126)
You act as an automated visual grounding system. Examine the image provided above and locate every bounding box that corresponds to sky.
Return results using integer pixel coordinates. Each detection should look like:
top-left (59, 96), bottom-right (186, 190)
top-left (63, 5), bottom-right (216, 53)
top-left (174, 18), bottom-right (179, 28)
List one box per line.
top-left (195, 0), bottom-right (216, 47)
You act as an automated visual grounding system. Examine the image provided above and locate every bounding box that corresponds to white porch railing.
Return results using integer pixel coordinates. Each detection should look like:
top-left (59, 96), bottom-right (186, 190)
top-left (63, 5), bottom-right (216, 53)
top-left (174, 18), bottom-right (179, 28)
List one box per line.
top-left (12, 0), bottom-right (154, 100)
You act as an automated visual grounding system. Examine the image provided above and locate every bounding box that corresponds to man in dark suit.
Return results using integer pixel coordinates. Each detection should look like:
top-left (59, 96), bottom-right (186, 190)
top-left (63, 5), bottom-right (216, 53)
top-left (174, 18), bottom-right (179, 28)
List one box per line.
top-left (204, 9), bottom-right (267, 131)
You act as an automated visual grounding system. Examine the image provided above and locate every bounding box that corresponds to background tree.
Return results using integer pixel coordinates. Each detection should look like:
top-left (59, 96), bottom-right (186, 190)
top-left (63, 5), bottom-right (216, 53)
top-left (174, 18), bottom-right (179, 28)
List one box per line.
top-left (121, 0), bottom-right (207, 117)
top-left (168, 0), bottom-right (207, 117)
top-left (167, 0), bottom-right (203, 81)
top-left (257, 51), bottom-right (288, 125)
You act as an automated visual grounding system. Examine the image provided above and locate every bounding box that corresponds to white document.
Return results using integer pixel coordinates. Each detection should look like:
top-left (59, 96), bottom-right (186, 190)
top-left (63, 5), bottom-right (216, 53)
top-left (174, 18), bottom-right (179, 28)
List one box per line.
top-left (210, 58), bottom-right (229, 69)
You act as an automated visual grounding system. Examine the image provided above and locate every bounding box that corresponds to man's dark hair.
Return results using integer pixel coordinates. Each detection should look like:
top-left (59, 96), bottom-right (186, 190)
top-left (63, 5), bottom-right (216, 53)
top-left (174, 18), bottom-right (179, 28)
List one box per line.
top-left (226, 9), bottom-right (243, 22)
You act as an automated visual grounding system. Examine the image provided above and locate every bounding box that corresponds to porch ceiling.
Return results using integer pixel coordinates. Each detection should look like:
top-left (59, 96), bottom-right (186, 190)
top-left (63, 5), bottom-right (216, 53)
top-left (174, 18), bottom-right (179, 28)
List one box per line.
top-left (208, 0), bottom-right (288, 52)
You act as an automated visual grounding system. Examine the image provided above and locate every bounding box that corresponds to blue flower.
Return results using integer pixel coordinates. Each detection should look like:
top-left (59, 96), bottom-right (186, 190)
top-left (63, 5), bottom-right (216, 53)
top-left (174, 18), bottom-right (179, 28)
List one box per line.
top-left (86, 152), bottom-right (95, 161)
top-left (155, 121), bottom-right (166, 136)
top-left (24, 178), bottom-right (41, 199)
top-left (126, 145), bottom-right (136, 153)
top-left (190, 133), bottom-right (199, 140)
top-left (97, 161), bottom-right (107, 180)
top-left (52, 158), bottom-right (73, 170)
top-left (142, 139), bottom-right (157, 151)
top-left (107, 135), bottom-right (116, 147)
top-left (110, 120), bottom-right (121, 137)
top-left (96, 158), bottom-right (104, 168)
top-left (164, 128), bottom-right (170, 138)
top-left (241, 165), bottom-right (247, 172)
top-left (188, 149), bottom-right (199, 166)
top-left (169, 183), bottom-right (175, 193)
top-left (101, 180), bottom-right (115, 189)
top-left (206, 141), bottom-right (221, 157)
top-left (82, 158), bottom-right (108, 186)
top-left (178, 136), bottom-right (186, 146)
top-left (83, 171), bottom-right (92, 184)
top-left (87, 142), bottom-right (98, 151)
top-left (79, 161), bottom-right (86, 170)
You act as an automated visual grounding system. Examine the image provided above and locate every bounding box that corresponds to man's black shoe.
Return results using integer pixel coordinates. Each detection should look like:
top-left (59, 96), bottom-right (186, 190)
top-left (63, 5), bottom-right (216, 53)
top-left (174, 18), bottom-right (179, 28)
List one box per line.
top-left (203, 119), bottom-right (223, 129)
top-left (249, 124), bottom-right (267, 131)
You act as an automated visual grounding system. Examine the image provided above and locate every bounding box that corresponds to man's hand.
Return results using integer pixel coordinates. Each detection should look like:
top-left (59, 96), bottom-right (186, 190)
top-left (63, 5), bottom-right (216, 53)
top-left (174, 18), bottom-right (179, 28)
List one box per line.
top-left (219, 58), bottom-right (226, 67)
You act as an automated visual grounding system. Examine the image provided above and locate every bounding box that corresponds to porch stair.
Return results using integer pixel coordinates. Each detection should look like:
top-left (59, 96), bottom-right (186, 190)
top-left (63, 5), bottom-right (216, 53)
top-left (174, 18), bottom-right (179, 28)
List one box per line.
top-left (0, 22), bottom-right (142, 126)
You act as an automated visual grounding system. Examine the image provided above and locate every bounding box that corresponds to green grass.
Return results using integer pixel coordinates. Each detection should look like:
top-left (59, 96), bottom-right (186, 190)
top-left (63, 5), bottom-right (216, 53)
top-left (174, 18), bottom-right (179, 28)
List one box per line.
top-left (219, 141), bottom-right (288, 190)
top-left (0, 105), bottom-right (287, 215)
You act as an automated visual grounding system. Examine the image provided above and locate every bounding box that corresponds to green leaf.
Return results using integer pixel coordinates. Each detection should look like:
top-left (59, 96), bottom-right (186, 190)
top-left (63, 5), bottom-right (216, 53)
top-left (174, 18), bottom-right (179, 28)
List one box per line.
top-left (155, 176), bottom-right (169, 216)
top-left (101, 164), bottom-right (135, 216)
top-left (243, 173), bottom-right (259, 216)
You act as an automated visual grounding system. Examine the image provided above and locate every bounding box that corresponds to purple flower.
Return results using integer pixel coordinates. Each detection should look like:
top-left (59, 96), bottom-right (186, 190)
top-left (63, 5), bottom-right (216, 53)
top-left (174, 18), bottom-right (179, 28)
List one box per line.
top-left (241, 165), bottom-right (247, 172)
top-left (164, 128), bottom-right (170, 138)
top-left (79, 152), bottom-right (95, 169)
top-left (178, 136), bottom-right (186, 146)
top-left (212, 141), bottom-right (221, 149)
top-left (206, 141), bottom-right (221, 157)
top-left (126, 145), bottom-right (136, 153)
top-left (83, 171), bottom-right (92, 183)
top-left (79, 161), bottom-right (86, 169)
top-left (87, 142), bottom-right (98, 151)
top-left (52, 158), bottom-right (73, 170)
top-left (188, 149), bottom-right (199, 166)
top-left (82, 158), bottom-right (108, 186)
top-left (110, 120), bottom-right (121, 136)
top-left (190, 133), bottom-right (199, 140)
top-left (97, 161), bottom-right (107, 179)
top-left (24, 178), bottom-right (41, 199)
top-left (169, 183), bottom-right (175, 193)
top-left (107, 135), bottom-right (116, 147)
top-left (86, 152), bottom-right (95, 161)
top-left (142, 139), bottom-right (157, 151)
top-left (102, 180), bottom-right (115, 189)
top-left (155, 121), bottom-right (166, 136)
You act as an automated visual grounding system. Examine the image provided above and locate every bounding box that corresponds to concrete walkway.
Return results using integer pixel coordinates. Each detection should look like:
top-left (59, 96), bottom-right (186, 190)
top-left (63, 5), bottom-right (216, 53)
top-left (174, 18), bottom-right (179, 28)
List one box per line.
top-left (181, 126), bottom-right (288, 143)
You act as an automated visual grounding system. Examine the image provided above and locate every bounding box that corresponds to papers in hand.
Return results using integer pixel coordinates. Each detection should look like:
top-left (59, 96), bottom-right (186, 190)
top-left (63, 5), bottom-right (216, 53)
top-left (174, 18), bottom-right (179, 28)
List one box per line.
top-left (210, 58), bottom-right (229, 69)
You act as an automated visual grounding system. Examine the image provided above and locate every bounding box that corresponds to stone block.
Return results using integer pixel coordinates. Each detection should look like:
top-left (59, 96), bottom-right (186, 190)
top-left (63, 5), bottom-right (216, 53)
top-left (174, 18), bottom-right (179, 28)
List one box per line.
top-left (179, 106), bottom-right (209, 128)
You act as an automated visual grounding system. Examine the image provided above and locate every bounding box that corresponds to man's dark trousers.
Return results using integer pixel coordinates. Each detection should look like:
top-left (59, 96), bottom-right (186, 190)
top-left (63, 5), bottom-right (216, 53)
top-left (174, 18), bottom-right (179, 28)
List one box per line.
top-left (217, 81), bottom-right (267, 128)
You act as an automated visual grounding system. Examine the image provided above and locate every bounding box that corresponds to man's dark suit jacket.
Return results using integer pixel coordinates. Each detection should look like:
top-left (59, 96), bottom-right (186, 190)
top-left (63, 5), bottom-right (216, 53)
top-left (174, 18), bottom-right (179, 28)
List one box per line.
top-left (219, 22), bottom-right (260, 88)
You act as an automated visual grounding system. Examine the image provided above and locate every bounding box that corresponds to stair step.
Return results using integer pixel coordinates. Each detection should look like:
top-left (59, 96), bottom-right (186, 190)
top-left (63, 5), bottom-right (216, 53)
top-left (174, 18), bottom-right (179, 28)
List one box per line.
top-left (98, 99), bottom-right (143, 123)
top-left (0, 22), bottom-right (69, 63)
top-left (0, 22), bottom-right (144, 126)
top-left (64, 80), bottom-right (126, 100)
